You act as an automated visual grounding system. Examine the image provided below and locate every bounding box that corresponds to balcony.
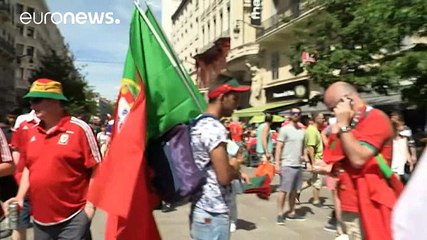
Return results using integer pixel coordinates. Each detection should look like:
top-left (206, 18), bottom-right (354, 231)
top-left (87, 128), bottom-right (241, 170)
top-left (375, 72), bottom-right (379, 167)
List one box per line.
top-left (227, 42), bottom-right (259, 63)
top-left (256, 0), bottom-right (323, 40)
top-left (0, 35), bottom-right (15, 59)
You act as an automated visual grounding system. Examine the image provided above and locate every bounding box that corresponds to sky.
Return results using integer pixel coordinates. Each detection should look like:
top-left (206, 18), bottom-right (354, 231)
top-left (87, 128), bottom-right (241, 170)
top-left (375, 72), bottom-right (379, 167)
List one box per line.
top-left (45, 0), bottom-right (162, 100)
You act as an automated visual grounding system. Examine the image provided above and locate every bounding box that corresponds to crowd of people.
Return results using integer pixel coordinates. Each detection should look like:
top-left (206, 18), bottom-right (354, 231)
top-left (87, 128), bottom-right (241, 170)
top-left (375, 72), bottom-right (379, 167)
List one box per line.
top-left (0, 76), bottom-right (425, 240)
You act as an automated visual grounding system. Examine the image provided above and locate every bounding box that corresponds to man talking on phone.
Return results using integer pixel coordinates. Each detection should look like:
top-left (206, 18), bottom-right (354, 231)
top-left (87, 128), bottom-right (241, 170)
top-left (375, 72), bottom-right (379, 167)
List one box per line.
top-left (315, 82), bottom-right (401, 240)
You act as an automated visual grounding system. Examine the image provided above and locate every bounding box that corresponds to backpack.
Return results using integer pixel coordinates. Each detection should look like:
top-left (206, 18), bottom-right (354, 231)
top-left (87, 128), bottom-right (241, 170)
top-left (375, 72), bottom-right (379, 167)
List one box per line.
top-left (146, 115), bottom-right (217, 204)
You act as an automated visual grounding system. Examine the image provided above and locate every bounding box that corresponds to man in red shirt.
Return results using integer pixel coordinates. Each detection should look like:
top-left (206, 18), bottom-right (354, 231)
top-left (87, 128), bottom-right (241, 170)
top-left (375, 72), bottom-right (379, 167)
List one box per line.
top-left (315, 82), bottom-right (400, 240)
top-left (5, 79), bottom-right (102, 240)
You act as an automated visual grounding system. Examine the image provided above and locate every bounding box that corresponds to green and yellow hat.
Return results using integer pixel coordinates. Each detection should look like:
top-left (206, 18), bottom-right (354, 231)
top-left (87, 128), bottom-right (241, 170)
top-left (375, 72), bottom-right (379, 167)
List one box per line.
top-left (24, 78), bottom-right (68, 101)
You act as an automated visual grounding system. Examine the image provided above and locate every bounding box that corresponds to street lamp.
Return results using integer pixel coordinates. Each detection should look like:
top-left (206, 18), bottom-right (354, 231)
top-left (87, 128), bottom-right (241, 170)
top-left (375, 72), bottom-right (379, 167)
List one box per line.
top-left (233, 19), bottom-right (263, 42)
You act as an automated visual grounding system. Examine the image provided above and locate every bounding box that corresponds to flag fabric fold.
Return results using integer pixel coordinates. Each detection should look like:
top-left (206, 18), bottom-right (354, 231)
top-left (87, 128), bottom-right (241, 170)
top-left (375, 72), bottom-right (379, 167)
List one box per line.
top-left (87, 5), bottom-right (206, 239)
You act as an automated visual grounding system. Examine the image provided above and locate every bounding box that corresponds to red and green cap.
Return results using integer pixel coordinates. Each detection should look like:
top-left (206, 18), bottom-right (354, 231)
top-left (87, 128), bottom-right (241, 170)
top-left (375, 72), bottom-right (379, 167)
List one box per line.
top-left (24, 78), bottom-right (68, 101)
top-left (208, 76), bottom-right (250, 99)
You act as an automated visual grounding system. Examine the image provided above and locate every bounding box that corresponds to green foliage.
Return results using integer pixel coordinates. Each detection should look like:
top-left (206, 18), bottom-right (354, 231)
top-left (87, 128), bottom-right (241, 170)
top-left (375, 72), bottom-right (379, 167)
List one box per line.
top-left (29, 50), bottom-right (98, 116)
top-left (288, 0), bottom-right (427, 104)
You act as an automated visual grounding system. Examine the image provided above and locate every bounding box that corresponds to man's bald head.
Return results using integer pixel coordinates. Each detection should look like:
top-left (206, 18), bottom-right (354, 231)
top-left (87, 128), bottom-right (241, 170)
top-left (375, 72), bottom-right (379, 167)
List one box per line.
top-left (324, 81), bottom-right (360, 110)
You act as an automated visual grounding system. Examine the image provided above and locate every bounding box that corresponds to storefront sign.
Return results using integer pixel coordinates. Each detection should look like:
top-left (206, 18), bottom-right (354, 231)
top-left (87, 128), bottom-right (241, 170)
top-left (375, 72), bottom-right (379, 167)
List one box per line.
top-left (250, 0), bottom-right (262, 26)
top-left (265, 80), bottom-right (309, 102)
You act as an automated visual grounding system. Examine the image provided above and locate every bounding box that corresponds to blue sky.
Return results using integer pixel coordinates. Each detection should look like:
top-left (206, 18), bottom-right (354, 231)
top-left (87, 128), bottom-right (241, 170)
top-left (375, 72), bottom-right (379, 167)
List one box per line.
top-left (45, 0), bottom-right (162, 100)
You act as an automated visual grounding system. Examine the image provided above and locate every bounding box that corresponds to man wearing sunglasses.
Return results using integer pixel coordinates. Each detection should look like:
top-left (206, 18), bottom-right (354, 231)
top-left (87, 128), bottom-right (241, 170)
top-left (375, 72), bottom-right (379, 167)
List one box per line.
top-left (318, 81), bottom-right (400, 240)
top-left (274, 107), bottom-right (306, 224)
top-left (4, 78), bottom-right (102, 240)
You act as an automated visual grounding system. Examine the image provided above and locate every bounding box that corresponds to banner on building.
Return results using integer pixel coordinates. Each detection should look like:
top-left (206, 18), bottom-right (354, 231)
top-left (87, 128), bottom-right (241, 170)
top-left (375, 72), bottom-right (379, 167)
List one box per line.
top-left (250, 0), bottom-right (262, 25)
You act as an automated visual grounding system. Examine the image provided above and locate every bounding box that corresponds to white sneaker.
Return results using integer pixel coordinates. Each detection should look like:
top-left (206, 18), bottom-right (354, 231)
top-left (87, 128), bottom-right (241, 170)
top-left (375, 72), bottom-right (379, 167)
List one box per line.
top-left (335, 234), bottom-right (350, 240)
top-left (230, 223), bottom-right (236, 232)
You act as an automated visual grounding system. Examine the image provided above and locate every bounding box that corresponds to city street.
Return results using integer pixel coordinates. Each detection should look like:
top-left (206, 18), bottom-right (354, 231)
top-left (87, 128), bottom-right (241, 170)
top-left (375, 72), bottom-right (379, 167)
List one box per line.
top-left (16, 168), bottom-right (336, 240)
top-left (154, 169), bottom-right (337, 240)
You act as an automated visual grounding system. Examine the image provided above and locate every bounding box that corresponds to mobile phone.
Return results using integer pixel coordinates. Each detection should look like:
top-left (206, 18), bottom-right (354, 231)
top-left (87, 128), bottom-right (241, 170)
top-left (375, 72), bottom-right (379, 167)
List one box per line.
top-left (341, 95), bottom-right (353, 106)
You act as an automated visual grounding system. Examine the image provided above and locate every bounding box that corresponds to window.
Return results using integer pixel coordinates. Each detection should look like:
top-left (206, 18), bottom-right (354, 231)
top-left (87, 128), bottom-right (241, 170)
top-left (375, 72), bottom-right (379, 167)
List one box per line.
top-left (213, 17), bottom-right (216, 39)
top-left (27, 7), bottom-right (34, 15)
top-left (16, 44), bottom-right (24, 55)
top-left (227, 5), bottom-right (230, 30)
top-left (17, 24), bottom-right (24, 35)
top-left (26, 46), bottom-right (35, 58)
top-left (17, 68), bottom-right (25, 79)
top-left (271, 52), bottom-right (280, 80)
top-left (220, 13), bottom-right (223, 33)
top-left (26, 27), bottom-right (35, 38)
top-left (16, 3), bottom-right (23, 15)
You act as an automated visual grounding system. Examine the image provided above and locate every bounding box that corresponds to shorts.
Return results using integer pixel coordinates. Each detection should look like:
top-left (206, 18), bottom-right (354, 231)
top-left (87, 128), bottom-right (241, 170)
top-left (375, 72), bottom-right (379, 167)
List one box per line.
top-left (278, 166), bottom-right (303, 193)
top-left (17, 198), bottom-right (32, 229)
top-left (310, 173), bottom-right (323, 190)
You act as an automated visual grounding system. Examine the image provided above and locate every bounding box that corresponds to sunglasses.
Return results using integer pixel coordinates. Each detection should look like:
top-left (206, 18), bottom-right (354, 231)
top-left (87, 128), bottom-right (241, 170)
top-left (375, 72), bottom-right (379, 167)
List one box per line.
top-left (290, 111), bottom-right (301, 116)
top-left (29, 98), bottom-right (45, 104)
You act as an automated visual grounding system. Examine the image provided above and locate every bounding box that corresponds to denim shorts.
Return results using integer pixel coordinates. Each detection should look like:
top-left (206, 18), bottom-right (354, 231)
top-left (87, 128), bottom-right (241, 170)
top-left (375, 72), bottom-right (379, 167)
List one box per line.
top-left (17, 198), bottom-right (32, 229)
top-left (190, 207), bottom-right (230, 240)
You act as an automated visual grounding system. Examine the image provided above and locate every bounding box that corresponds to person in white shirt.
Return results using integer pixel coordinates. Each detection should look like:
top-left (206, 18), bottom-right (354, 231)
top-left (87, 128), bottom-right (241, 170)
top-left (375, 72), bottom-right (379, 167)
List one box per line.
top-left (392, 147), bottom-right (427, 240)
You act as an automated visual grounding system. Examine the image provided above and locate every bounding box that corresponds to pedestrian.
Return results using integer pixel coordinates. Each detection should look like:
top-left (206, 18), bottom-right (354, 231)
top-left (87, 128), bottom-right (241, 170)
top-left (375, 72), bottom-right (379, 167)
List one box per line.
top-left (317, 81), bottom-right (401, 240)
top-left (9, 110), bottom-right (39, 240)
top-left (274, 107), bottom-right (306, 224)
top-left (190, 74), bottom-right (250, 240)
top-left (304, 112), bottom-right (325, 207)
top-left (96, 126), bottom-right (109, 158)
top-left (256, 113), bottom-right (273, 163)
top-left (391, 118), bottom-right (413, 183)
top-left (0, 128), bottom-right (14, 177)
top-left (3, 78), bottom-right (102, 240)
top-left (390, 112), bottom-right (417, 165)
top-left (392, 147), bottom-right (427, 240)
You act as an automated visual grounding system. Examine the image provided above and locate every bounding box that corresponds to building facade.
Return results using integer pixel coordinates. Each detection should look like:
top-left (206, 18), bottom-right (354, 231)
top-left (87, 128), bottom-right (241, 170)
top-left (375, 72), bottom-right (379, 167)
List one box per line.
top-left (0, 0), bottom-right (68, 117)
top-left (14, 0), bottom-right (68, 105)
top-left (169, 0), bottom-right (323, 111)
top-left (161, 0), bottom-right (181, 40)
top-left (0, 0), bottom-right (17, 117)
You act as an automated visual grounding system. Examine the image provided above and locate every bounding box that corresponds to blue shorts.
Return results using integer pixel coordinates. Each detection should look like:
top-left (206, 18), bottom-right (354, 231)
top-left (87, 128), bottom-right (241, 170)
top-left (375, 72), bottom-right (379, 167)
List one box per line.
top-left (17, 198), bottom-right (32, 229)
top-left (190, 207), bottom-right (230, 240)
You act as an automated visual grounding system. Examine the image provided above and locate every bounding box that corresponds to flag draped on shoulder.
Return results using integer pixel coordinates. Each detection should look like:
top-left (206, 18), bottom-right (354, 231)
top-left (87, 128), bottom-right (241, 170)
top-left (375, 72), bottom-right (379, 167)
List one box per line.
top-left (87, 4), bottom-right (206, 239)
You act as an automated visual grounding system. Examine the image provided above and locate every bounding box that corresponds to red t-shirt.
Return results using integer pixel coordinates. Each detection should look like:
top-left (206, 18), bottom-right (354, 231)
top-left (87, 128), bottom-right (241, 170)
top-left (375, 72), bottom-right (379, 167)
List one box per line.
top-left (10, 120), bottom-right (38, 183)
top-left (24, 116), bottom-right (102, 224)
top-left (228, 122), bottom-right (243, 142)
top-left (324, 108), bottom-right (393, 212)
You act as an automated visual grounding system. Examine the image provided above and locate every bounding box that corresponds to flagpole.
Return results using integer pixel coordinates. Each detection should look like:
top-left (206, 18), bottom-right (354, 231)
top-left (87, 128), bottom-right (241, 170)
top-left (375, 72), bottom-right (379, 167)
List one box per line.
top-left (133, 1), bottom-right (204, 113)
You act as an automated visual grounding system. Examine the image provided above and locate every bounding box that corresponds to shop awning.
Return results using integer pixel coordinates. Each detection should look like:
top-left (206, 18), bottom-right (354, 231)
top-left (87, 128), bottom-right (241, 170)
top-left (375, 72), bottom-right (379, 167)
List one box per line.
top-left (233, 100), bottom-right (300, 118)
top-left (249, 115), bottom-right (284, 124)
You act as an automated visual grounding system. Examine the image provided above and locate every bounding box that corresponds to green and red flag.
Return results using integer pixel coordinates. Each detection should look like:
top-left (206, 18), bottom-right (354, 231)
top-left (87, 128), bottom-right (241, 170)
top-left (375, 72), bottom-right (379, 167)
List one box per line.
top-left (87, 5), bottom-right (206, 239)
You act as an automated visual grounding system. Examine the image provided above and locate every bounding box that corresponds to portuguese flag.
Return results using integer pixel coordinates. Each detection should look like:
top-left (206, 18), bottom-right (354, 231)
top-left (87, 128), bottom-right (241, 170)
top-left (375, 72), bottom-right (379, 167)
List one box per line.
top-left (87, 6), bottom-right (206, 239)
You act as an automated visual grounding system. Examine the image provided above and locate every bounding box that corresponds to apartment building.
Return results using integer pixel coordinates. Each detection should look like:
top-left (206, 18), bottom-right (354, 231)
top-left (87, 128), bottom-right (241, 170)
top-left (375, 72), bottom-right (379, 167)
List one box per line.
top-left (170, 0), bottom-right (324, 112)
top-left (0, 0), bottom-right (17, 117)
top-left (171, 0), bottom-right (231, 88)
top-left (161, 0), bottom-right (181, 40)
top-left (171, 0), bottom-right (261, 108)
top-left (14, 0), bottom-right (68, 104)
top-left (251, 0), bottom-right (323, 109)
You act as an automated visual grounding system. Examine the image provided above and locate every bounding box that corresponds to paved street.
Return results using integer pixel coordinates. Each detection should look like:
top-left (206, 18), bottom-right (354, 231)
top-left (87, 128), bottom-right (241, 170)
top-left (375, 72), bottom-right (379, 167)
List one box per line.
top-left (154, 171), bottom-right (337, 240)
top-left (13, 169), bottom-right (337, 240)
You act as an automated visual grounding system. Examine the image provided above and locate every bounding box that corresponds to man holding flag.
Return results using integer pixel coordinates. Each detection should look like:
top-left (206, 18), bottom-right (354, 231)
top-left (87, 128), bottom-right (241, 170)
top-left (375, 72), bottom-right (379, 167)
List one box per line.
top-left (87, 4), bottom-right (207, 239)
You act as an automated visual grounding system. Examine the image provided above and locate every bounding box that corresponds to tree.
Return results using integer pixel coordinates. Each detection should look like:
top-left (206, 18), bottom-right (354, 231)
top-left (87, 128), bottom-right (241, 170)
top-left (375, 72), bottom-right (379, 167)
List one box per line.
top-left (29, 50), bottom-right (98, 116)
top-left (288, 0), bottom-right (427, 104)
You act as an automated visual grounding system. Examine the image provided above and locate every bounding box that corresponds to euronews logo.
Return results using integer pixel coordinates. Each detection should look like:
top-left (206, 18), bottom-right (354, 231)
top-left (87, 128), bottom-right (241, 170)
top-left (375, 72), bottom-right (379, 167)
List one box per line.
top-left (20, 11), bottom-right (121, 25)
